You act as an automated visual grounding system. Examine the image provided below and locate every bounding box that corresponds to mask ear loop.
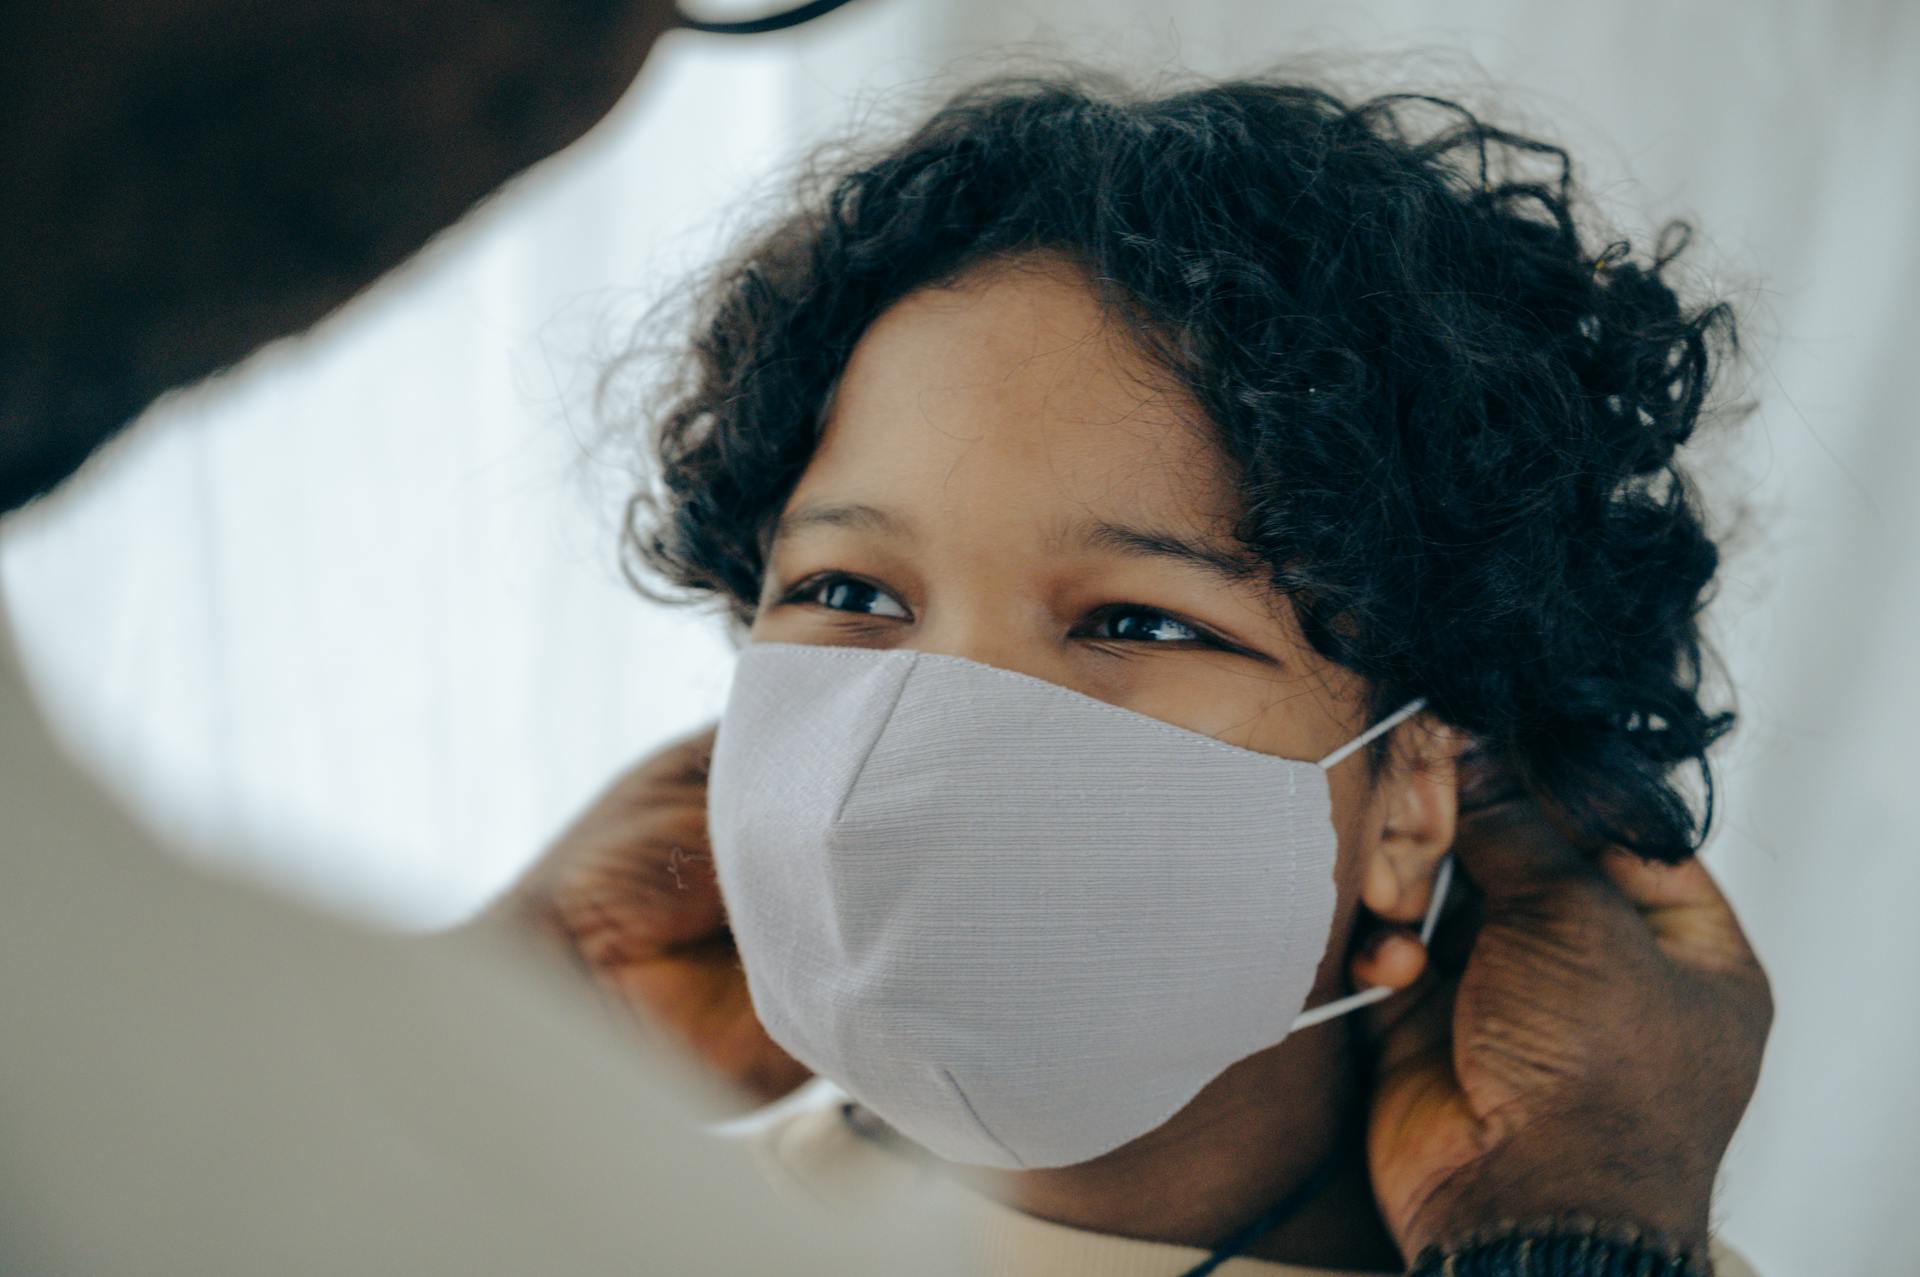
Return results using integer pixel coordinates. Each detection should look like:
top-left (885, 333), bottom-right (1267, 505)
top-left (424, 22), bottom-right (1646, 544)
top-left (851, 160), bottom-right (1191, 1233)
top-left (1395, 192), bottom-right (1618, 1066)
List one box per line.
top-left (1291, 696), bottom-right (1454, 1032)
top-left (1289, 854), bottom-right (1454, 1031)
top-left (1314, 696), bottom-right (1428, 770)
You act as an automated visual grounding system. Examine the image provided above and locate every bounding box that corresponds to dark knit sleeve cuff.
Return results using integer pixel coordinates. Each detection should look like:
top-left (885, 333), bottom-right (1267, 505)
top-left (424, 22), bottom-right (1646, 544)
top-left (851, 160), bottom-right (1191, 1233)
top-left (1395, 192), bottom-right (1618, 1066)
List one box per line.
top-left (1406, 1215), bottom-right (1715, 1277)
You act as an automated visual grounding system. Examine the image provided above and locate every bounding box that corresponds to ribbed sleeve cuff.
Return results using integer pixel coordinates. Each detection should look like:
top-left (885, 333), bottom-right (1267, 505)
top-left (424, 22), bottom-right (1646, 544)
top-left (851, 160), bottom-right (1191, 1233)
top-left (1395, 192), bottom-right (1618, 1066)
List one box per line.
top-left (1407, 1216), bottom-right (1715, 1277)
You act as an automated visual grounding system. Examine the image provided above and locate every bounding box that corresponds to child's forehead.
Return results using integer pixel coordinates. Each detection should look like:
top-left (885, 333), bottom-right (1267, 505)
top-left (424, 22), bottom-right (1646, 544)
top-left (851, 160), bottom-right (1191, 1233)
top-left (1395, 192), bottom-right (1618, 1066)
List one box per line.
top-left (808, 256), bottom-right (1241, 530)
top-left (848, 250), bottom-right (1143, 382)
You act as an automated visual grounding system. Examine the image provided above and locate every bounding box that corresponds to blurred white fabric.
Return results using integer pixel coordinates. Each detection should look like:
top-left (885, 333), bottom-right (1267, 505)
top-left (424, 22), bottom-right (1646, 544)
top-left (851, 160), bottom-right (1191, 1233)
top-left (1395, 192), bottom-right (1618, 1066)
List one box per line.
top-left (3, 2), bottom-right (1915, 1274)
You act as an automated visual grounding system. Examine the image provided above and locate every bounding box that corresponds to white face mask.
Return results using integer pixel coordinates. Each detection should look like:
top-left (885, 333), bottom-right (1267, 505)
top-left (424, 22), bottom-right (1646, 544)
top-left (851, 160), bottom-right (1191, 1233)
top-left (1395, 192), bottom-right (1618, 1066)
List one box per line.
top-left (707, 642), bottom-right (1445, 1170)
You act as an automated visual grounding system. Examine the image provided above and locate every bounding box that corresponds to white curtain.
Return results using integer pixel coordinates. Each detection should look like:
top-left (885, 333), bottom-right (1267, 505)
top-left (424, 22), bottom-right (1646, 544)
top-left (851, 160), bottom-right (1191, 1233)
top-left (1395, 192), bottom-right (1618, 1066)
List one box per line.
top-left (5, 3), bottom-right (1915, 1273)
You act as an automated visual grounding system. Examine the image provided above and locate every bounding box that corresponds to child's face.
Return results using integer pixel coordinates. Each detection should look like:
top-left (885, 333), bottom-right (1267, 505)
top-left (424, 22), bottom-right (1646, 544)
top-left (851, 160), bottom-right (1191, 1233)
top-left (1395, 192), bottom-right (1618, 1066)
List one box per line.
top-left (748, 250), bottom-right (1453, 963)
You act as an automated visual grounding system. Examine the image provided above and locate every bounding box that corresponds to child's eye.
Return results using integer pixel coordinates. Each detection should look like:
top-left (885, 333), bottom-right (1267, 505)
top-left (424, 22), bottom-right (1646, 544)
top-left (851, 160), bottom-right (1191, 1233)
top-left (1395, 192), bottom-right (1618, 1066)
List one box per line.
top-left (1083, 606), bottom-right (1212, 645)
top-left (780, 579), bottom-right (1232, 652)
top-left (793, 574), bottom-right (910, 619)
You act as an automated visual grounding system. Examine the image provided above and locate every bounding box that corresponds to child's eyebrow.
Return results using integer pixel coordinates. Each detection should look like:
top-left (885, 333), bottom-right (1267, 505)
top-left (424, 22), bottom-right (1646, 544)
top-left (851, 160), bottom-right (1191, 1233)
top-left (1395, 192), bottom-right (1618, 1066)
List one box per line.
top-left (771, 500), bottom-right (1264, 589)
top-left (770, 500), bottom-right (908, 547)
top-left (1072, 519), bottom-right (1269, 587)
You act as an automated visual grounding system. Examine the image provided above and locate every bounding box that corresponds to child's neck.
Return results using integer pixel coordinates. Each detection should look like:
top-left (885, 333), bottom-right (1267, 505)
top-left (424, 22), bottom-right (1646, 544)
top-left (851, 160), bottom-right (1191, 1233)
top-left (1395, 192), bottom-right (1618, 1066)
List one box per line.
top-left (948, 1034), bottom-right (1404, 1272)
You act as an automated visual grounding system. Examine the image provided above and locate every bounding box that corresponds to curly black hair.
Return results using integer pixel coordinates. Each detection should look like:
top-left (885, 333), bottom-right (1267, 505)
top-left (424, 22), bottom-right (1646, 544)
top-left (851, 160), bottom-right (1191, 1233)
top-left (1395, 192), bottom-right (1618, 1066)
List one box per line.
top-left (619, 68), bottom-right (1747, 863)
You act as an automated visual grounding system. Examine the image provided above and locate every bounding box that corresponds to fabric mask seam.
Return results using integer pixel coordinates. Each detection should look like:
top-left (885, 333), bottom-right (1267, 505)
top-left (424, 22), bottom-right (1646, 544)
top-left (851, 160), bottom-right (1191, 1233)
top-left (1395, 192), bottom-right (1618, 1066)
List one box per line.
top-left (937, 1065), bottom-right (1027, 1169)
top-left (825, 651), bottom-right (920, 830)
top-left (750, 642), bottom-right (1312, 769)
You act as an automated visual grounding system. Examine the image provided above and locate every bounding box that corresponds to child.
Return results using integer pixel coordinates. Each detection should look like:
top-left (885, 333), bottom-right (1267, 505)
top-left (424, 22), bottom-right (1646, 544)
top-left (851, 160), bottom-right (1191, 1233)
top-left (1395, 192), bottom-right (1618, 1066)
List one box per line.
top-left (618, 69), bottom-right (1756, 1276)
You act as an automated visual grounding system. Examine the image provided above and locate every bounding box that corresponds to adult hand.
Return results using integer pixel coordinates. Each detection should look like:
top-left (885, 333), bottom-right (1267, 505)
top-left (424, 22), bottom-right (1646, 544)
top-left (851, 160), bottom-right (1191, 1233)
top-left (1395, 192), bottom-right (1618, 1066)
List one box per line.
top-left (498, 722), bottom-right (813, 1109)
top-left (1348, 800), bottom-right (1773, 1263)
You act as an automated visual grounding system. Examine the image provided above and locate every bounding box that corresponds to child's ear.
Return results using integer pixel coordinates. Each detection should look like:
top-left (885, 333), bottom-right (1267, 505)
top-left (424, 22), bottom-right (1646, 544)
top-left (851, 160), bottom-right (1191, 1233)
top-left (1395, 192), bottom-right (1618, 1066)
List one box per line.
top-left (1360, 715), bottom-right (1465, 928)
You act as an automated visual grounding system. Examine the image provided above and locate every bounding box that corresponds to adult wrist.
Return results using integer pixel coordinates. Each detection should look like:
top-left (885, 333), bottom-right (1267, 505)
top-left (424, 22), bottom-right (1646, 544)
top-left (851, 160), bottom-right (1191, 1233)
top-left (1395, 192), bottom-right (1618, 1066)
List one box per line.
top-left (1396, 1106), bottom-right (1716, 1262)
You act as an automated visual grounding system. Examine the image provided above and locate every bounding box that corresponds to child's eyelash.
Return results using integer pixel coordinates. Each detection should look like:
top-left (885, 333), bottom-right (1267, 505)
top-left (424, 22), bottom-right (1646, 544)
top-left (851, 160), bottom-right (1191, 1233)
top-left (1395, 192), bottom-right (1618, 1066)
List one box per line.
top-left (778, 573), bottom-right (1238, 651)
top-left (779, 572), bottom-right (896, 609)
top-left (1078, 604), bottom-right (1221, 646)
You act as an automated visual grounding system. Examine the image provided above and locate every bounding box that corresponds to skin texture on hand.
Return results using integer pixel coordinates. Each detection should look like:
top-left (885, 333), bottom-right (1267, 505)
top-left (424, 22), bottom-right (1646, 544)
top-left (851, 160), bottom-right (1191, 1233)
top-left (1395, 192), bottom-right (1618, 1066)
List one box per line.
top-left (501, 723), bottom-right (814, 1110)
top-left (1347, 799), bottom-right (1774, 1264)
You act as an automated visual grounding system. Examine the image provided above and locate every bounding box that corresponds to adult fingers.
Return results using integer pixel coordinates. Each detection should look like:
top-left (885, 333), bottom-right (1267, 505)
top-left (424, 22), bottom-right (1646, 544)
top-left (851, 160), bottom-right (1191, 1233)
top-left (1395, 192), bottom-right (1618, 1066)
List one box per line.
top-left (1448, 799), bottom-right (1605, 908)
top-left (1597, 847), bottom-right (1766, 977)
top-left (1596, 845), bottom-right (1727, 910)
top-left (1356, 962), bottom-right (1456, 1083)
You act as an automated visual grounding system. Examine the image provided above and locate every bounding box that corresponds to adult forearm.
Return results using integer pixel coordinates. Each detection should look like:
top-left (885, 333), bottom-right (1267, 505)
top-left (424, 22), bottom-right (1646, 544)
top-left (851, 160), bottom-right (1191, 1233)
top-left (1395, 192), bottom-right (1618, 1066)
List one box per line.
top-left (0, 1), bottom-right (676, 509)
